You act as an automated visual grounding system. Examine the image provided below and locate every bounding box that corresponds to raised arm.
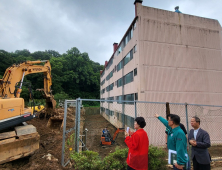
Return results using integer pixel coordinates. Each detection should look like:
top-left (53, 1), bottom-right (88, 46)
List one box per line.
top-left (154, 114), bottom-right (171, 130)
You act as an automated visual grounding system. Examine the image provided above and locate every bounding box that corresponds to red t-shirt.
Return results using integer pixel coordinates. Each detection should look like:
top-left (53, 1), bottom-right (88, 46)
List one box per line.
top-left (125, 129), bottom-right (149, 170)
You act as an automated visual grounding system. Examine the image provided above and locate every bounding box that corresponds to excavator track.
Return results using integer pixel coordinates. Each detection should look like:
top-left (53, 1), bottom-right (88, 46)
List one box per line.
top-left (0, 124), bottom-right (40, 164)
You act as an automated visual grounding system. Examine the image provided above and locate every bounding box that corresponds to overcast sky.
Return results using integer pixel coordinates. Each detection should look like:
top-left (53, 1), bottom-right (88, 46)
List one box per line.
top-left (0, 0), bottom-right (221, 64)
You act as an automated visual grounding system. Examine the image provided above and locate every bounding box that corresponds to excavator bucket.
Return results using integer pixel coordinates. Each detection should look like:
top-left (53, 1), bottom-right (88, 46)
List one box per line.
top-left (45, 97), bottom-right (64, 130)
top-left (36, 89), bottom-right (56, 110)
top-left (47, 116), bottom-right (64, 130)
top-left (46, 96), bottom-right (57, 110)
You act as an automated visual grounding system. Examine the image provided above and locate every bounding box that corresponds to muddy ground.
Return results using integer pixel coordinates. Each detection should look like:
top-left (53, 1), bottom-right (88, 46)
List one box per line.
top-left (0, 109), bottom-right (127, 170)
top-left (84, 114), bottom-right (128, 158)
top-left (0, 108), bottom-right (222, 170)
top-left (0, 107), bottom-right (76, 170)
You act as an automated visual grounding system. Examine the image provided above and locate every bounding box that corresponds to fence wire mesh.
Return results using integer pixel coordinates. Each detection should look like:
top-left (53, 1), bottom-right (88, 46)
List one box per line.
top-left (61, 98), bottom-right (222, 167)
top-left (86, 99), bottom-right (222, 146)
top-left (187, 104), bottom-right (222, 145)
top-left (61, 100), bottom-right (76, 167)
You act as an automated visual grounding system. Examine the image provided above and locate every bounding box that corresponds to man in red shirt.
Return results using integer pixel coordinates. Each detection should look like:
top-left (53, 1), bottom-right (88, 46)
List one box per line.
top-left (125, 117), bottom-right (149, 170)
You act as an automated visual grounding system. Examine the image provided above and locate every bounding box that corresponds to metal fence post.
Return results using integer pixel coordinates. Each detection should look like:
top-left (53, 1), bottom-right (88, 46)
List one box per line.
top-left (85, 130), bottom-right (87, 151)
top-left (185, 103), bottom-right (190, 137)
top-left (75, 99), bottom-right (78, 152)
top-left (134, 100), bottom-right (137, 118)
top-left (185, 103), bottom-right (191, 157)
top-left (61, 100), bottom-right (68, 167)
top-left (123, 103), bottom-right (125, 128)
top-left (75, 98), bottom-right (81, 153)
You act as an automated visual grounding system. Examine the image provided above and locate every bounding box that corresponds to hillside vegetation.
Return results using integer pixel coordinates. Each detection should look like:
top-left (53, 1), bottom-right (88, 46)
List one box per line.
top-left (0, 48), bottom-right (104, 102)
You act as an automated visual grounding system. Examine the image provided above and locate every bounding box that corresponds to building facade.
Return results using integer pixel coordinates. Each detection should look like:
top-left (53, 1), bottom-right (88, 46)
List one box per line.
top-left (100, 0), bottom-right (222, 140)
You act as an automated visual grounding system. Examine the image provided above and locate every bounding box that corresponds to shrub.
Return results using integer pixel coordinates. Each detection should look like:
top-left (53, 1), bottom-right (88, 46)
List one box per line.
top-left (148, 145), bottom-right (168, 170)
top-left (102, 147), bottom-right (128, 170)
top-left (70, 146), bottom-right (167, 170)
top-left (70, 150), bottom-right (103, 170)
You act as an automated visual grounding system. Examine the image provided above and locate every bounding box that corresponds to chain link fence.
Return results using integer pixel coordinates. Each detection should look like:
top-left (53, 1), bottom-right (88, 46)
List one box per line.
top-left (61, 98), bottom-right (222, 167)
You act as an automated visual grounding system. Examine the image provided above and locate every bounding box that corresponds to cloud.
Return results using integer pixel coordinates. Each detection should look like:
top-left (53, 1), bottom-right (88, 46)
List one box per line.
top-left (0, 0), bottom-right (221, 64)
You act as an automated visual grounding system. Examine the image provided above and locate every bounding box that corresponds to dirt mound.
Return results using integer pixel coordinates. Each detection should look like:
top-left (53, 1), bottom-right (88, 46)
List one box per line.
top-left (0, 107), bottom-right (77, 170)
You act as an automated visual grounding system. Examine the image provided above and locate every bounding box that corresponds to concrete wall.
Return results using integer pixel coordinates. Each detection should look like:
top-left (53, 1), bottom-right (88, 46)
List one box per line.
top-left (137, 4), bottom-right (222, 105)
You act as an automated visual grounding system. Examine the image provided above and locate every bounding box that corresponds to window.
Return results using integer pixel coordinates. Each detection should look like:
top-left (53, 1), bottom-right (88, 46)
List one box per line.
top-left (117, 112), bottom-right (120, 120)
top-left (106, 83), bottom-right (114, 92)
top-left (107, 97), bottom-right (114, 103)
top-left (117, 48), bottom-right (134, 72)
top-left (106, 109), bottom-right (109, 116)
top-left (117, 78), bottom-right (122, 87)
top-left (117, 61), bottom-right (123, 72)
top-left (123, 49), bottom-right (133, 66)
top-left (121, 113), bottom-right (124, 122)
top-left (101, 98), bottom-right (105, 103)
top-left (125, 115), bottom-right (134, 128)
top-left (100, 107), bottom-right (105, 112)
top-left (124, 93), bottom-right (134, 105)
top-left (125, 35), bottom-right (129, 45)
top-left (118, 46), bottom-right (122, 54)
top-left (106, 70), bottom-right (113, 81)
top-left (110, 110), bottom-right (114, 116)
top-left (101, 70), bottom-right (105, 78)
top-left (134, 44), bottom-right (137, 53)
top-left (105, 109), bottom-right (114, 116)
top-left (117, 26), bottom-right (134, 56)
top-left (110, 83), bottom-right (114, 91)
top-left (116, 95), bottom-right (123, 104)
top-left (133, 22), bottom-right (136, 30)
top-left (102, 88), bottom-right (105, 94)
top-left (101, 79), bottom-right (105, 86)
top-left (134, 68), bottom-right (137, 76)
top-left (124, 53), bottom-right (130, 66)
top-left (130, 117), bottom-right (135, 128)
top-left (135, 93), bottom-right (138, 100)
top-left (130, 27), bottom-right (133, 39)
top-left (124, 71), bottom-right (133, 85)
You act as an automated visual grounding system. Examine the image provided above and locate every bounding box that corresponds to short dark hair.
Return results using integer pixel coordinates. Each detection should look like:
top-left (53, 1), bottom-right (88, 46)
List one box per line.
top-left (192, 116), bottom-right (200, 125)
top-left (135, 117), bottom-right (146, 128)
top-left (169, 114), bottom-right (180, 125)
top-left (166, 114), bottom-right (171, 120)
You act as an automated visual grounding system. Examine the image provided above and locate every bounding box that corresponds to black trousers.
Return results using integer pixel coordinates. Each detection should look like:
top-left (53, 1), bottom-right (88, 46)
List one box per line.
top-left (193, 156), bottom-right (211, 170)
top-left (127, 165), bottom-right (135, 170)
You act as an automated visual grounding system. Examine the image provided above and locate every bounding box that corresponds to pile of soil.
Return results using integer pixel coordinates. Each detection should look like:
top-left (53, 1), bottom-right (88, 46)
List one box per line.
top-left (0, 107), bottom-right (76, 170)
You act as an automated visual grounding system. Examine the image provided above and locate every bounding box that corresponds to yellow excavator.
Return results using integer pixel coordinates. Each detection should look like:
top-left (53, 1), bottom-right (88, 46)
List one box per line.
top-left (0, 60), bottom-right (56, 164)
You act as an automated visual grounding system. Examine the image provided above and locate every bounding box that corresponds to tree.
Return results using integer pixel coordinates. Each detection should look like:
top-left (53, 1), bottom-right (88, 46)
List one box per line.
top-left (0, 47), bottom-right (104, 102)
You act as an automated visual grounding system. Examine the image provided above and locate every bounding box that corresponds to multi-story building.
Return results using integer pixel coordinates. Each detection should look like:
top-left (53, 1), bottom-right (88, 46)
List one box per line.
top-left (100, 0), bottom-right (222, 134)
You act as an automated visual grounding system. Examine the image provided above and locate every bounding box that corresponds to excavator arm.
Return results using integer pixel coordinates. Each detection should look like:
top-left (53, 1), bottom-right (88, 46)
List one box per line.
top-left (0, 60), bottom-right (58, 164)
top-left (112, 128), bottom-right (125, 142)
top-left (0, 60), bottom-right (56, 109)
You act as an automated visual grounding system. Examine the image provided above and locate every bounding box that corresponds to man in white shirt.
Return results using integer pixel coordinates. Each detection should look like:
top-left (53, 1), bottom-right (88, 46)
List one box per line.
top-left (188, 116), bottom-right (211, 170)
